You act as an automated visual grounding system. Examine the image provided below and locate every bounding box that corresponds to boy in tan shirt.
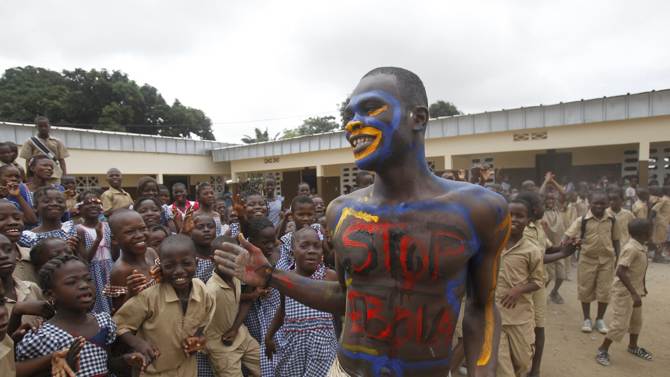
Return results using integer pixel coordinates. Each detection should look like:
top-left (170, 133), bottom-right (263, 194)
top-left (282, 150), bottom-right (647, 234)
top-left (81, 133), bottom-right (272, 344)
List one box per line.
top-left (114, 234), bottom-right (216, 377)
top-left (607, 190), bottom-right (635, 248)
top-left (596, 219), bottom-right (653, 366)
top-left (565, 191), bottom-right (621, 334)
top-left (205, 237), bottom-right (261, 377)
top-left (496, 199), bottom-right (544, 377)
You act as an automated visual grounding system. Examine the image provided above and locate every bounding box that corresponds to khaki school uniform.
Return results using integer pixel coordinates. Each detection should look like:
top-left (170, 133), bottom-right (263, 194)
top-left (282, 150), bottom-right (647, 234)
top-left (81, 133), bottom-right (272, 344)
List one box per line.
top-left (0, 336), bottom-right (15, 377)
top-left (19, 136), bottom-right (69, 180)
top-left (632, 200), bottom-right (648, 220)
top-left (114, 279), bottom-right (216, 377)
top-left (523, 221), bottom-right (548, 328)
top-left (205, 273), bottom-right (260, 377)
top-left (607, 207), bottom-right (635, 248)
top-left (608, 239), bottom-right (648, 342)
top-left (542, 209), bottom-right (567, 282)
top-left (12, 246), bottom-right (39, 285)
top-left (496, 237), bottom-right (544, 377)
top-left (651, 196), bottom-right (670, 245)
top-left (565, 210), bottom-right (621, 303)
top-left (101, 187), bottom-right (134, 213)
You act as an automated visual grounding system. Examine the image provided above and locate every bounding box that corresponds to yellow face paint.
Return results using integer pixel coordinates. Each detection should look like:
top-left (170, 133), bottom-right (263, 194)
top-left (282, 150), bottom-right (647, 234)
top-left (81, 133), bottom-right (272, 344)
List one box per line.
top-left (367, 104), bottom-right (388, 117)
top-left (342, 343), bottom-right (380, 356)
top-left (476, 215), bottom-right (511, 366)
top-left (347, 126), bottom-right (382, 161)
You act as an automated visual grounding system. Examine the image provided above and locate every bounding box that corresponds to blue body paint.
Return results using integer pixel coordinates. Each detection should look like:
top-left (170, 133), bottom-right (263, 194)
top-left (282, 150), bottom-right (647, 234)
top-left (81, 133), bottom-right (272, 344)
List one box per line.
top-left (340, 348), bottom-right (452, 377)
top-left (346, 90), bottom-right (403, 170)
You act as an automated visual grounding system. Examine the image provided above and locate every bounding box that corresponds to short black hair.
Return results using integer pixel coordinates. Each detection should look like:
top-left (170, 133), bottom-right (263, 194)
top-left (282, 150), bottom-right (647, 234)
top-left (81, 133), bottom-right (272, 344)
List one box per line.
top-left (196, 182), bottom-right (213, 197)
top-left (133, 196), bottom-right (161, 210)
top-left (515, 191), bottom-right (542, 218)
top-left (508, 198), bottom-right (532, 214)
top-left (291, 195), bottom-right (315, 210)
top-left (38, 254), bottom-right (84, 291)
top-left (172, 182), bottom-right (186, 191)
top-left (158, 184), bottom-right (169, 193)
top-left (33, 186), bottom-right (63, 204)
top-left (109, 208), bottom-right (141, 235)
top-left (159, 234), bottom-right (196, 257)
top-left (0, 142), bottom-right (8, 150)
top-left (137, 176), bottom-right (158, 193)
top-left (34, 115), bottom-right (49, 125)
top-left (589, 190), bottom-right (608, 202)
top-left (628, 218), bottom-right (651, 239)
top-left (362, 67), bottom-right (428, 107)
top-left (247, 217), bottom-right (274, 242)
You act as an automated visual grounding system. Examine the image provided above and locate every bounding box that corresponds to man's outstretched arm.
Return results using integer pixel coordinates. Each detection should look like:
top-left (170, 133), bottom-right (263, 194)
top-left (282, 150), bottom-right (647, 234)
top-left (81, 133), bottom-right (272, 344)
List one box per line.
top-left (463, 194), bottom-right (510, 377)
top-left (213, 236), bottom-right (347, 315)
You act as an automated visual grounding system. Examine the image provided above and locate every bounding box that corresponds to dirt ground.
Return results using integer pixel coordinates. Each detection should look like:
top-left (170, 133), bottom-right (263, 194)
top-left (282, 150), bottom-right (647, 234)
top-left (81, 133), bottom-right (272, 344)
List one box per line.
top-left (540, 261), bottom-right (669, 377)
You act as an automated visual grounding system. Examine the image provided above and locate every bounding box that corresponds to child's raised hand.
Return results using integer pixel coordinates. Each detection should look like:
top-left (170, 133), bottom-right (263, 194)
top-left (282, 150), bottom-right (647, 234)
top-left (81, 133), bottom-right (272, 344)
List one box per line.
top-left (123, 352), bottom-right (148, 372)
top-left (126, 270), bottom-right (148, 297)
top-left (182, 335), bottom-right (207, 355)
top-left (233, 194), bottom-right (247, 222)
top-left (213, 234), bottom-right (272, 287)
top-left (11, 320), bottom-right (42, 343)
top-left (180, 207), bottom-right (195, 235)
top-left (66, 235), bottom-right (81, 255)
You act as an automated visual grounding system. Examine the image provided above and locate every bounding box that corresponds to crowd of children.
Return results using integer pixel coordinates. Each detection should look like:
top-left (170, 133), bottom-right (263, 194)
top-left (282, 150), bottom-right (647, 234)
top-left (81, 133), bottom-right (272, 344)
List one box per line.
top-left (0, 125), bottom-right (669, 377)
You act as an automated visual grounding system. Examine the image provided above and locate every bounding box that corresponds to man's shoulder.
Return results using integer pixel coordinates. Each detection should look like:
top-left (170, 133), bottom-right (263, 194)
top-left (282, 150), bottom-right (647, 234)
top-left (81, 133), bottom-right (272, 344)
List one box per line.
top-left (434, 179), bottom-right (508, 215)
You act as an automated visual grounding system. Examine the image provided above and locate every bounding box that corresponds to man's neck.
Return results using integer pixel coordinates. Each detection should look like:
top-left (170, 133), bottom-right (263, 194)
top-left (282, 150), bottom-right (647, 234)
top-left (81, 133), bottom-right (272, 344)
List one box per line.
top-left (110, 185), bottom-right (122, 191)
top-left (373, 152), bottom-right (435, 202)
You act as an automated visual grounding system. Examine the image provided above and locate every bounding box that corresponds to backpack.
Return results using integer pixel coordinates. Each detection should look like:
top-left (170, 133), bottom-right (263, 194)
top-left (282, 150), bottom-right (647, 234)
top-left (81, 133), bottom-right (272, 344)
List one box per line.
top-left (579, 214), bottom-right (616, 245)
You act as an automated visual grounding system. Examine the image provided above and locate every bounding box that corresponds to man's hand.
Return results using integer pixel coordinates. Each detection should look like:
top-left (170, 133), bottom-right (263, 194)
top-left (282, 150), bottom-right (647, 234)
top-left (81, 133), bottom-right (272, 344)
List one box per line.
top-left (221, 328), bottom-right (238, 346)
top-left (213, 235), bottom-right (272, 287)
top-left (500, 287), bottom-right (522, 309)
top-left (133, 338), bottom-right (160, 366)
top-left (122, 352), bottom-right (148, 373)
top-left (633, 294), bottom-right (642, 308)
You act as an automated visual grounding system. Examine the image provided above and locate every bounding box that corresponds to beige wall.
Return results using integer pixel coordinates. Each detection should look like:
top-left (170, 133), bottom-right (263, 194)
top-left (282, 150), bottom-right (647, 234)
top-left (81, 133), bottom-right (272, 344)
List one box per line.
top-left (227, 115), bottom-right (670, 178)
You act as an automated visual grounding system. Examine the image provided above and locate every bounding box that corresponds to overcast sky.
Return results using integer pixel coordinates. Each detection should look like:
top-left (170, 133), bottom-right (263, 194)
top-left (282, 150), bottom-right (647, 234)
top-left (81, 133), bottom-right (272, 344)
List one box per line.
top-left (2, 0), bottom-right (669, 143)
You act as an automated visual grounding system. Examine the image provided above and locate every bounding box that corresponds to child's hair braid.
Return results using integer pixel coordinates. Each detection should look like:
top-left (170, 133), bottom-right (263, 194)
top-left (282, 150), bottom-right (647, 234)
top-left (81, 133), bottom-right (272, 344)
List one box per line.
top-left (38, 254), bottom-right (84, 291)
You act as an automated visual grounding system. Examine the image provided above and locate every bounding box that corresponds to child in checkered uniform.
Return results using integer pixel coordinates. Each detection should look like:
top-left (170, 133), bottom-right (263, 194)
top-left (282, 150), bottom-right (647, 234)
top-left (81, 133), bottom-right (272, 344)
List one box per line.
top-left (15, 254), bottom-right (144, 376)
top-left (265, 227), bottom-right (338, 377)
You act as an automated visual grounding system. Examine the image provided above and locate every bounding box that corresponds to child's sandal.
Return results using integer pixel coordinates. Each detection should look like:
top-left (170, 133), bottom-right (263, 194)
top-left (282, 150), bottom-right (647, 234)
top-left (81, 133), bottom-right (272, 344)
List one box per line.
top-left (596, 350), bottom-right (610, 366)
top-left (628, 346), bottom-right (653, 360)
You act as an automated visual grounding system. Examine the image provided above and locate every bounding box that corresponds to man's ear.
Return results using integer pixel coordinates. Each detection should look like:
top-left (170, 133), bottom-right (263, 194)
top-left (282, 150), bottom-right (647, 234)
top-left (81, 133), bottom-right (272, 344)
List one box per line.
top-left (411, 106), bottom-right (429, 132)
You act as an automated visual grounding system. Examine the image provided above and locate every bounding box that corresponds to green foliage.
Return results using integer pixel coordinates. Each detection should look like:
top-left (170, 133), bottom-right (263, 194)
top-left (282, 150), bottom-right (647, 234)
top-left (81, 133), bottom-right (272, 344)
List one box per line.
top-left (0, 66), bottom-right (215, 140)
top-left (429, 100), bottom-right (461, 118)
top-left (241, 128), bottom-right (279, 144)
top-left (281, 115), bottom-right (340, 139)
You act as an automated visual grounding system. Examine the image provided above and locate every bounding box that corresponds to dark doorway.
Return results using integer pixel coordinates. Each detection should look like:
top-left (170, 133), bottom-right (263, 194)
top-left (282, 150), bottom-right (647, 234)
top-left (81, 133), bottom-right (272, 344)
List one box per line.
top-left (536, 151), bottom-right (572, 183)
top-left (281, 171), bottom-right (301, 210)
top-left (320, 176), bottom-right (341, 205)
top-left (163, 175), bottom-right (190, 201)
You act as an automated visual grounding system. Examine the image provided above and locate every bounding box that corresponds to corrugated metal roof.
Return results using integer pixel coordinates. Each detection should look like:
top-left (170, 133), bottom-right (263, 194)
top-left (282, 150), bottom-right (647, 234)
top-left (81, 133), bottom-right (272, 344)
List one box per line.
top-left (0, 122), bottom-right (236, 156)
top-left (212, 89), bottom-right (670, 162)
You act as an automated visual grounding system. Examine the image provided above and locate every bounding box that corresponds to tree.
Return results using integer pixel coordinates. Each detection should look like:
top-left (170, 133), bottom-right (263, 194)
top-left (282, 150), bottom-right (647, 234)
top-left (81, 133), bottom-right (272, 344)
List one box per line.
top-left (281, 115), bottom-right (340, 139)
top-left (0, 66), bottom-right (216, 140)
top-left (429, 100), bottom-right (461, 118)
top-left (241, 128), bottom-right (279, 144)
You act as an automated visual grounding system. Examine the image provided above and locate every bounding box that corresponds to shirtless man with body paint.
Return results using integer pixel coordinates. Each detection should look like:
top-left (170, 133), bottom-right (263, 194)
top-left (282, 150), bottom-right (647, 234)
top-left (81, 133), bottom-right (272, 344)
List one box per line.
top-left (215, 67), bottom-right (509, 377)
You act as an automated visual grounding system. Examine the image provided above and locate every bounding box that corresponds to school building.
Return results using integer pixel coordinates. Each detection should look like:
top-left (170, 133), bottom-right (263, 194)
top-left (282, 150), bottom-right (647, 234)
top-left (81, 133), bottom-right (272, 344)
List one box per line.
top-left (2, 88), bottom-right (670, 204)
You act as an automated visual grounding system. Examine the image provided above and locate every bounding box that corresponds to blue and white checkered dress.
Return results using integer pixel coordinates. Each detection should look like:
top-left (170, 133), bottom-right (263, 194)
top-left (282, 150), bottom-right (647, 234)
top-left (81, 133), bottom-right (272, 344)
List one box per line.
top-left (16, 312), bottom-right (116, 377)
top-left (78, 223), bottom-right (114, 315)
top-left (195, 256), bottom-right (216, 377)
top-left (274, 264), bottom-right (337, 377)
top-left (19, 220), bottom-right (77, 248)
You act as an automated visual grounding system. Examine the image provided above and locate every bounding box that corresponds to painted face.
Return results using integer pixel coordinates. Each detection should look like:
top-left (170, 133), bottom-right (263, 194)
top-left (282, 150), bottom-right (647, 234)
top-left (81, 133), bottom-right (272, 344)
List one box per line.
top-left (0, 202), bottom-right (24, 243)
top-left (49, 260), bottom-right (95, 312)
top-left (0, 235), bottom-right (16, 277)
top-left (191, 215), bottom-right (216, 248)
top-left (509, 202), bottom-right (529, 237)
top-left (344, 89), bottom-right (403, 170)
top-left (135, 199), bottom-right (161, 227)
top-left (159, 245), bottom-right (196, 292)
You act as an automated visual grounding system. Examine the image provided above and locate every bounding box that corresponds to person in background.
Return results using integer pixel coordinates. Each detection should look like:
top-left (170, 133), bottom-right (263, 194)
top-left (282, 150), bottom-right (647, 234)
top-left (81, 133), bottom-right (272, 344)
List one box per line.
top-left (0, 142), bottom-right (26, 181)
top-left (101, 168), bottom-right (134, 217)
top-left (264, 176), bottom-right (283, 227)
top-left (136, 176), bottom-right (176, 233)
top-left (574, 182), bottom-right (590, 218)
top-left (624, 177), bottom-right (638, 208)
top-left (158, 185), bottom-right (171, 206)
top-left (607, 190), bottom-right (636, 248)
top-left (0, 165), bottom-right (37, 226)
top-left (632, 188), bottom-right (650, 220)
top-left (297, 182), bottom-right (311, 197)
top-left (19, 116), bottom-right (69, 182)
top-left (171, 182), bottom-right (199, 231)
top-left (354, 170), bottom-right (374, 189)
top-left (650, 186), bottom-right (670, 262)
top-left (312, 195), bottom-right (326, 219)
top-left (596, 219), bottom-right (653, 366)
top-left (61, 176), bottom-right (78, 217)
top-left (521, 180), bottom-right (537, 193)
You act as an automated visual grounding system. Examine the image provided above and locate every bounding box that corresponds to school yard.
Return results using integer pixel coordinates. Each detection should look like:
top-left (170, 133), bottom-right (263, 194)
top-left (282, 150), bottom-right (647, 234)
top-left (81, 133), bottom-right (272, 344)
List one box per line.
top-left (541, 261), bottom-right (669, 377)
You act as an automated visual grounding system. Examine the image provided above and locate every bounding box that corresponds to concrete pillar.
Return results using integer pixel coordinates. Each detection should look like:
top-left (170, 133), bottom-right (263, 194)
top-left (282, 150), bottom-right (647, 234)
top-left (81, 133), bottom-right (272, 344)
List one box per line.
top-left (638, 141), bottom-right (650, 188)
top-left (316, 165), bottom-right (325, 197)
top-left (444, 155), bottom-right (453, 170)
top-left (156, 173), bottom-right (164, 184)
